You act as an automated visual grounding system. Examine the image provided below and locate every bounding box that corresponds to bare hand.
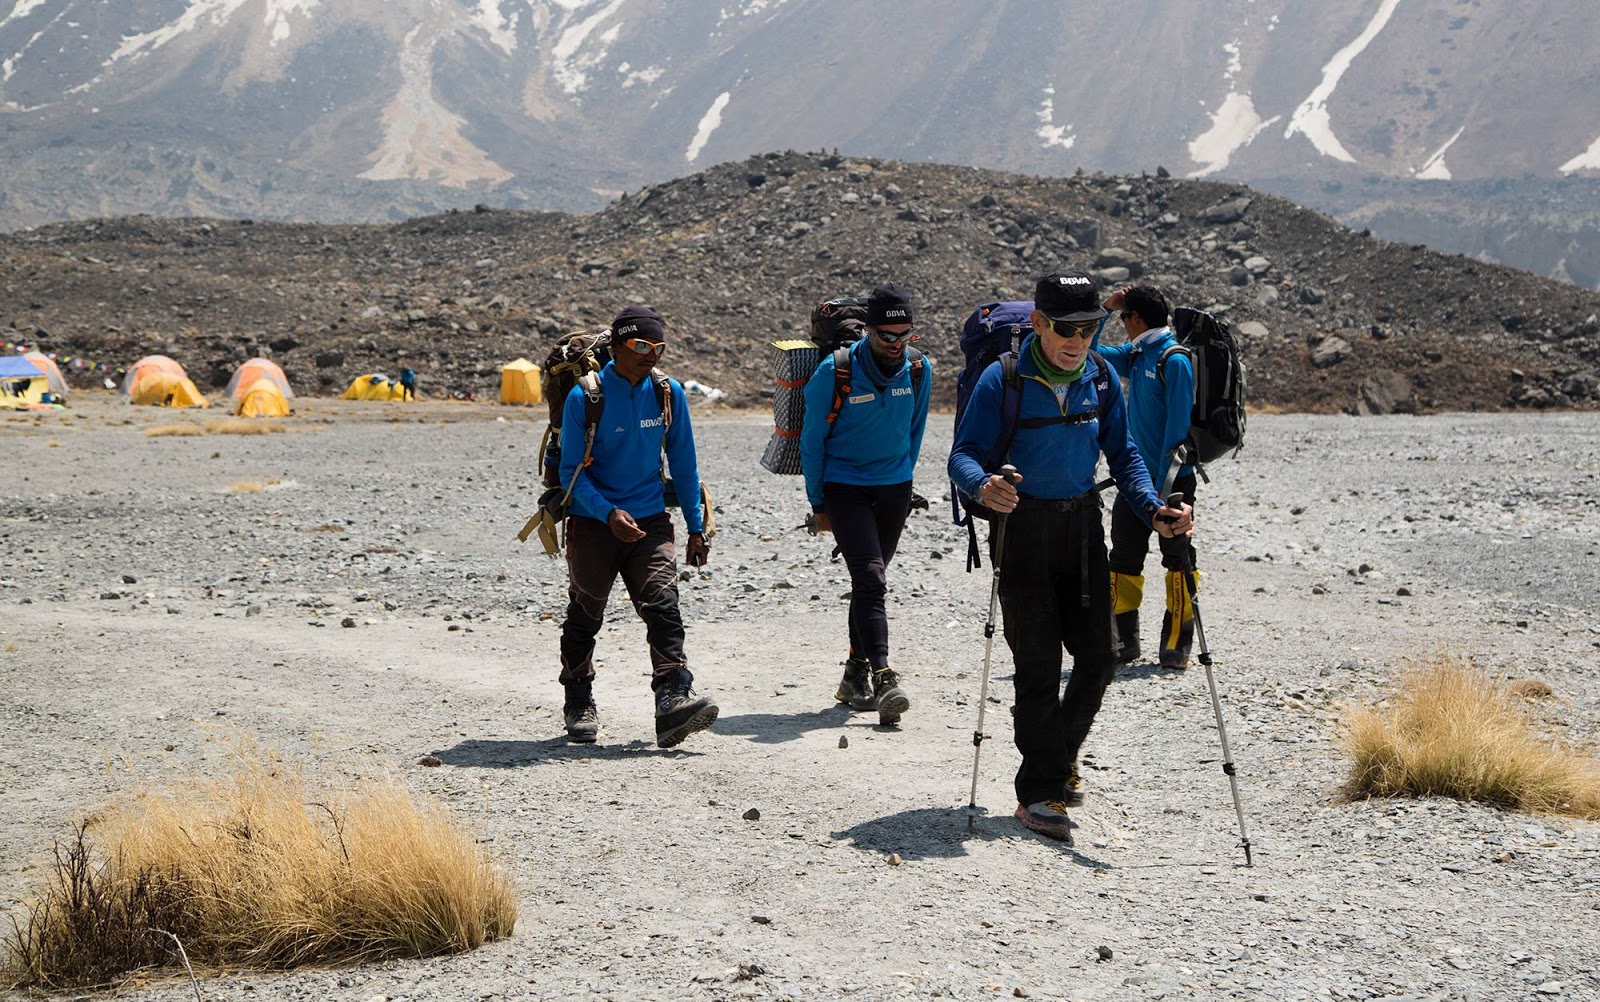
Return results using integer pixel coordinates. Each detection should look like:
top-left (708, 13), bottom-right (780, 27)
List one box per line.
top-left (1103, 286), bottom-right (1131, 312)
top-left (810, 512), bottom-right (833, 535)
top-left (685, 532), bottom-right (711, 567)
top-left (1154, 502), bottom-right (1194, 538)
top-left (607, 508), bottom-right (646, 543)
top-left (978, 472), bottom-right (1022, 513)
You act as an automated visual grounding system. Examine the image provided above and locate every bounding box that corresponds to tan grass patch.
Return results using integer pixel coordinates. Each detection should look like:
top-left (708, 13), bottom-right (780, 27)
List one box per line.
top-left (143, 424), bottom-right (205, 438)
top-left (46, 440), bottom-right (61, 448)
top-left (228, 481), bottom-right (265, 494)
top-left (2, 744), bottom-right (515, 989)
top-left (205, 419), bottom-right (284, 436)
top-left (1341, 654), bottom-right (1600, 818)
top-left (1505, 679), bottom-right (1554, 699)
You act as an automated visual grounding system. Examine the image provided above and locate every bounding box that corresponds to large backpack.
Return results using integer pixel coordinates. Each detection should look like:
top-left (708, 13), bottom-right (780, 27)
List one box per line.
top-left (1157, 306), bottom-right (1247, 479)
top-left (539, 328), bottom-right (613, 487)
top-left (950, 300), bottom-right (1113, 568)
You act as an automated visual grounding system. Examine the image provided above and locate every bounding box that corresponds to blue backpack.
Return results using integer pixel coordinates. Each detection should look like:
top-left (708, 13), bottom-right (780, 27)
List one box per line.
top-left (951, 300), bottom-right (1112, 569)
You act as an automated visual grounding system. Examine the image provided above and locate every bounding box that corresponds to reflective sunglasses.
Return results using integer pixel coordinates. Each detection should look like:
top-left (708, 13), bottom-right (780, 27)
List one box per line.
top-left (1048, 318), bottom-right (1100, 341)
top-left (871, 326), bottom-right (917, 344)
top-left (621, 337), bottom-right (667, 355)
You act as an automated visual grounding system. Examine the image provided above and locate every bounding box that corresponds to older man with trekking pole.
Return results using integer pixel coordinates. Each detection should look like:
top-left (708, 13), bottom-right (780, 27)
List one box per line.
top-left (949, 271), bottom-right (1191, 841)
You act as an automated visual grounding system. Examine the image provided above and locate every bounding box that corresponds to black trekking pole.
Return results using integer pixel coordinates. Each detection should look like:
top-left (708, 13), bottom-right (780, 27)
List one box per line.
top-left (966, 465), bottom-right (1019, 832)
top-left (1164, 493), bottom-right (1254, 867)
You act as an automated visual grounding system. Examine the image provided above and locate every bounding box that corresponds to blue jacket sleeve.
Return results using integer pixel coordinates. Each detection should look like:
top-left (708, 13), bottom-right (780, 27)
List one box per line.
top-left (799, 355), bottom-right (836, 511)
top-left (1095, 363), bottom-right (1162, 526)
top-left (1161, 350), bottom-right (1195, 470)
top-left (559, 385), bottom-right (617, 521)
top-left (1096, 341), bottom-right (1134, 378)
top-left (948, 362), bottom-right (1004, 499)
top-left (662, 380), bottom-right (704, 534)
top-left (908, 356), bottom-right (932, 474)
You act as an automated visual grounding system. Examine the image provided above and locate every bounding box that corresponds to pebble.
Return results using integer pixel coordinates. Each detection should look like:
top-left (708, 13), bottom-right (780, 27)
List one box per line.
top-left (743, 807), bottom-right (761, 821)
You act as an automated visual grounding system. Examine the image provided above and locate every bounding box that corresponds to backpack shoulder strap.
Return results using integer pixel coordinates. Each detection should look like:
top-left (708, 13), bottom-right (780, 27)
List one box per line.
top-left (907, 346), bottom-right (925, 392)
top-left (986, 352), bottom-right (1023, 465)
top-left (1089, 350), bottom-right (1114, 420)
top-left (652, 372), bottom-right (673, 433)
top-left (826, 345), bottom-right (852, 428)
top-left (577, 370), bottom-right (604, 435)
top-left (1155, 342), bottom-right (1192, 386)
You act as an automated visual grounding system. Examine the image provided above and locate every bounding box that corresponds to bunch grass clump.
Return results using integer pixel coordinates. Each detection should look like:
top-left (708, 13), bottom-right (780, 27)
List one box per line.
top-left (1342, 654), bottom-right (1600, 818)
top-left (143, 424), bottom-right (205, 438)
top-left (3, 745), bottom-right (516, 990)
top-left (206, 419), bottom-right (285, 436)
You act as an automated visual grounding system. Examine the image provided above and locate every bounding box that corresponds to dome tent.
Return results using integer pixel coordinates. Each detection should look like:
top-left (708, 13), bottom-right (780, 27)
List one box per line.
top-left (23, 352), bottom-right (69, 402)
top-left (123, 355), bottom-right (208, 408)
top-left (227, 358), bottom-right (293, 417)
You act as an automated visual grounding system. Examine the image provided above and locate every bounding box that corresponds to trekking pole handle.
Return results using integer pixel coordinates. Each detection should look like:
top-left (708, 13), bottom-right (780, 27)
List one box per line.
top-left (1000, 464), bottom-right (1019, 485)
top-left (1157, 492), bottom-right (1185, 525)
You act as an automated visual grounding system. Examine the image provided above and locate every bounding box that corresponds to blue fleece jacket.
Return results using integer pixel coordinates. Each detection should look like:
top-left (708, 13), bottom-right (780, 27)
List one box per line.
top-left (800, 338), bottom-right (932, 511)
top-left (947, 335), bottom-right (1162, 525)
top-left (1095, 326), bottom-right (1195, 493)
top-left (558, 362), bottom-right (704, 534)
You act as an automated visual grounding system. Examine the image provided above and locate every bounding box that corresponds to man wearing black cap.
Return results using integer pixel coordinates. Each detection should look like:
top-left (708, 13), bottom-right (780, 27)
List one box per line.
top-left (800, 282), bottom-right (932, 725)
top-left (556, 304), bottom-right (718, 749)
top-left (948, 271), bottom-right (1192, 841)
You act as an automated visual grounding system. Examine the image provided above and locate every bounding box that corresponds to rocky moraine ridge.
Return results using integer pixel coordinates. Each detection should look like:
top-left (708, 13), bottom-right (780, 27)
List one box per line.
top-left (3, 153), bottom-right (1598, 414)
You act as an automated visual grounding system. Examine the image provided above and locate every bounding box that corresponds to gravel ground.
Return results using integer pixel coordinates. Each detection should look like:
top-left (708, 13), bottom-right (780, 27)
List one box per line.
top-left (2, 394), bottom-right (1598, 1002)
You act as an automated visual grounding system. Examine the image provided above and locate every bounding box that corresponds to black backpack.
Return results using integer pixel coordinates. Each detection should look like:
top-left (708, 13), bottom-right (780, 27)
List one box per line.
top-left (1158, 306), bottom-right (1247, 477)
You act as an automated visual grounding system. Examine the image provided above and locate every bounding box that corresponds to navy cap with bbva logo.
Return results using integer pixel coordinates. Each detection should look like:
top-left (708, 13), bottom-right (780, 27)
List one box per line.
top-left (1034, 271), bottom-right (1107, 323)
top-left (611, 304), bottom-right (666, 341)
top-left (866, 283), bottom-right (914, 326)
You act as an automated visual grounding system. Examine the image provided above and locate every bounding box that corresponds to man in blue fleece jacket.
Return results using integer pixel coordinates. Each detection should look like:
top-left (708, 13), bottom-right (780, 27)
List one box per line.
top-left (800, 283), bottom-right (932, 725)
top-left (557, 305), bottom-right (717, 749)
top-left (1095, 284), bottom-right (1199, 668)
top-left (949, 271), bottom-right (1192, 841)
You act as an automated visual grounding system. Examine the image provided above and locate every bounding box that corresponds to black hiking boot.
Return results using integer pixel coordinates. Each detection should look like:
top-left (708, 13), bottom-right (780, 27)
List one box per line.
top-left (562, 680), bottom-right (599, 744)
top-left (654, 670), bottom-right (719, 749)
top-left (1115, 611), bottom-right (1141, 665)
top-left (1063, 762), bottom-right (1084, 808)
top-left (834, 657), bottom-right (875, 710)
top-left (871, 667), bottom-right (910, 726)
top-left (1159, 614), bottom-right (1194, 669)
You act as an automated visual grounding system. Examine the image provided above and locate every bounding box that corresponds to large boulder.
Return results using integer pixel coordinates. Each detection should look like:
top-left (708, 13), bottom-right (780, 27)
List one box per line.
top-left (1357, 371), bottom-right (1415, 415)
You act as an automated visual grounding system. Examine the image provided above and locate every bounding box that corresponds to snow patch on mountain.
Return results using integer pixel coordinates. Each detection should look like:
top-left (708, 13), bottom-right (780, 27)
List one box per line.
top-left (1284, 0), bottom-right (1402, 163)
top-left (361, 23), bottom-right (512, 187)
top-left (1415, 126), bottom-right (1463, 180)
top-left (471, 0), bottom-right (521, 54)
top-left (718, 0), bottom-right (789, 25)
top-left (1035, 87), bottom-right (1075, 151)
top-left (1189, 93), bottom-right (1278, 177)
top-left (1559, 135), bottom-right (1600, 174)
top-left (686, 90), bottom-right (731, 162)
top-left (619, 61), bottom-right (664, 88)
top-left (0, 0), bottom-right (51, 31)
top-left (552, 0), bottom-right (627, 94)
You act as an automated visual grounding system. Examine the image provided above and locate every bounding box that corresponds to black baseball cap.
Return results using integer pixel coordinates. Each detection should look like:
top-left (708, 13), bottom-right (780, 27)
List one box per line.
top-left (866, 283), bottom-right (914, 326)
top-left (1034, 271), bottom-right (1107, 323)
top-left (611, 304), bottom-right (666, 341)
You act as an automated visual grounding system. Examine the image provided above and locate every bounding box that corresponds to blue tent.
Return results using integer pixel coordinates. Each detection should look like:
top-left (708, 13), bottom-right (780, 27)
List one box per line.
top-left (0, 355), bottom-right (45, 380)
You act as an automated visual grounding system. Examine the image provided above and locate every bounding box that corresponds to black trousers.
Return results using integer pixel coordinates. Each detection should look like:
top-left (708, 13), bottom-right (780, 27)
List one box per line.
top-left (996, 498), bottom-right (1116, 807)
top-left (1109, 472), bottom-right (1197, 575)
top-left (559, 513), bottom-right (686, 688)
top-left (823, 480), bottom-right (913, 670)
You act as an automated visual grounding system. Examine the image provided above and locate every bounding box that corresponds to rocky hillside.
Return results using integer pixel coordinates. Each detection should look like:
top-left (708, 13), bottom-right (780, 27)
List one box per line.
top-left (4, 153), bottom-right (1599, 415)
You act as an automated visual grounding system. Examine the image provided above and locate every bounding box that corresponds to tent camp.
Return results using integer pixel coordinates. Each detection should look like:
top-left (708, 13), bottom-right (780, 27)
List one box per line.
top-left (123, 355), bottom-right (209, 408)
top-left (23, 352), bottom-right (69, 402)
top-left (227, 358), bottom-right (293, 417)
top-left (499, 358), bottom-right (542, 405)
top-left (343, 369), bottom-right (416, 401)
top-left (0, 355), bottom-right (49, 409)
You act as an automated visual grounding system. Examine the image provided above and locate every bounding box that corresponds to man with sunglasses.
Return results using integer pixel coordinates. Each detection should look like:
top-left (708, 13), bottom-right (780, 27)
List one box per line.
top-left (800, 282), bottom-right (932, 725)
top-left (1094, 284), bottom-right (1199, 669)
top-left (949, 271), bottom-right (1192, 841)
top-left (556, 304), bottom-right (718, 749)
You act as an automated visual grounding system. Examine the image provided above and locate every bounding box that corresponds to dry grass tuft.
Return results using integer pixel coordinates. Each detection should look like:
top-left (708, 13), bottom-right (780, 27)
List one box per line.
top-left (2, 745), bottom-right (516, 990)
top-left (1341, 654), bottom-right (1600, 818)
top-left (228, 481), bottom-right (265, 494)
top-left (46, 439), bottom-right (61, 448)
top-left (143, 424), bottom-right (205, 438)
top-left (206, 419), bottom-right (284, 436)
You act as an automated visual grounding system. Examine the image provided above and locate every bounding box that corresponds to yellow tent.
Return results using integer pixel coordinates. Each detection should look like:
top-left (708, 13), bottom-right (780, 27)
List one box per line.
top-left (0, 355), bottom-right (48, 409)
top-left (23, 352), bottom-right (69, 402)
top-left (235, 381), bottom-right (291, 417)
top-left (129, 369), bottom-right (210, 408)
top-left (499, 358), bottom-right (542, 405)
top-left (227, 358), bottom-right (294, 399)
top-left (343, 371), bottom-right (415, 401)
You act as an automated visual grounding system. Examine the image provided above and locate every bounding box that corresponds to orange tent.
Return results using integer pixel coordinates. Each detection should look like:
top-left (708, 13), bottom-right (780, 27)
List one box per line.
top-left (226, 358), bottom-right (294, 399)
top-left (22, 352), bottom-right (69, 401)
top-left (123, 355), bottom-right (209, 408)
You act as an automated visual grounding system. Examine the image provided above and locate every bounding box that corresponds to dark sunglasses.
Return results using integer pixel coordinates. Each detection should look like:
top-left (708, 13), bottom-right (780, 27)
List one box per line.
top-left (871, 326), bottom-right (917, 344)
top-left (1048, 318), bottom-right (1099, 341)
top-left (621, 337), bottom-right (666, 355)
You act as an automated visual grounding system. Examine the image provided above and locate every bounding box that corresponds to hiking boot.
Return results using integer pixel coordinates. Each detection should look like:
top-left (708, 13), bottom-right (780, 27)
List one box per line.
top-left (834, 657), bottom-right (875, 710)
top-left (1014, 800), bottom-right (1073, 842)
top-left (1063, 763), bottom-right (1084, 808)
top-left (1159, 615), bottom-right (1194, 669)
top-left (1115, 610), bottom-right (1141, 665)
top-left (654, 670), bottom-right (719, 748)
top-left (872, 667), bottom-right (910, 726)
top-left (562, 680), bottom-right (599, 744)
